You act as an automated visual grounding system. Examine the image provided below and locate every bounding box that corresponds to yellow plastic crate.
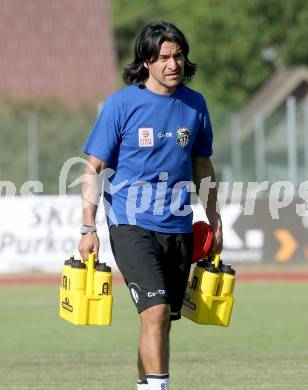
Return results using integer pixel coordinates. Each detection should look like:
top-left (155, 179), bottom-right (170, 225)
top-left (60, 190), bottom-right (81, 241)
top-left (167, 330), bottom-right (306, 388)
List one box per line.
top-left (181, 287), bottom-right (234, 326)
top-left (59, 253), bottom-right (113, 326)
top-left (181, 255), bottom-right (235, 327)
top-left (59, 289), bottom-right (112, 325)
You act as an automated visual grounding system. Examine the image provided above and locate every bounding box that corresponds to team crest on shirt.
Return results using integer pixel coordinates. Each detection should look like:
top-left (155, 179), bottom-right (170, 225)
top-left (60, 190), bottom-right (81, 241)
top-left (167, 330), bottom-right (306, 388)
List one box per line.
top-left (138, 128), bottom-right (154, 147)
top-left (176, 127), bottom-right (190, 148)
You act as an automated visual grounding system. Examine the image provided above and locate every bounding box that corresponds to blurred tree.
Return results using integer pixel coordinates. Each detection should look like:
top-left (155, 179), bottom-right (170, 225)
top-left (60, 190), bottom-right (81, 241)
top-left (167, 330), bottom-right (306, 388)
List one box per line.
top-left (0, 95), bottom-right (96, 194)
top-left (111, 0), bottom-right (308, 115)
top-left (3, 0), bottom-right (308, 193)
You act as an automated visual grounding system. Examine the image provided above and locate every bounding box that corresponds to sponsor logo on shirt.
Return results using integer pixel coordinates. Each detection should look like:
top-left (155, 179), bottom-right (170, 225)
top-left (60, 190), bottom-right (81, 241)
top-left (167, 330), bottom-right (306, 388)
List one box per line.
top-left (158, 131), bottom-right (173, 138)
top-left (139, 128), bottom-right (154, 147)
top-left (176, 127), bottom-right (190, 148)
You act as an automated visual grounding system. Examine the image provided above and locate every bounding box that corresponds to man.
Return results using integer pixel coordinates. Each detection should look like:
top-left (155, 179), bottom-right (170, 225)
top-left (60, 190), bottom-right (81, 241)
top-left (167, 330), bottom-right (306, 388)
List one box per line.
top-left (79, 21), bottom-right (223, 390)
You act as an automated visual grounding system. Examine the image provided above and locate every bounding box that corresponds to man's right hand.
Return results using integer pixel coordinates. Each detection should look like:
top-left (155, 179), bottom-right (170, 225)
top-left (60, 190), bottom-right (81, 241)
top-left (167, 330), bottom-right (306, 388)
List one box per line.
top-left (78, 232), bottom-right (100, 260)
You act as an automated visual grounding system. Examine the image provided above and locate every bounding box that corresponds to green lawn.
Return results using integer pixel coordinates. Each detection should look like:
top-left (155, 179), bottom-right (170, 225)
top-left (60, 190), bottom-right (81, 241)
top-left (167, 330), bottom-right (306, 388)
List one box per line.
top-left (0, 282), bottom-right (307, 389)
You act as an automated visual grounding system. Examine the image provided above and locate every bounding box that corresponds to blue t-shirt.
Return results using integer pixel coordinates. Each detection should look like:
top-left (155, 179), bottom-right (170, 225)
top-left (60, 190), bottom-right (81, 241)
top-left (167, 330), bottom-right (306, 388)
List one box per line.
top-left (83, 84), bottom-right (213, 233)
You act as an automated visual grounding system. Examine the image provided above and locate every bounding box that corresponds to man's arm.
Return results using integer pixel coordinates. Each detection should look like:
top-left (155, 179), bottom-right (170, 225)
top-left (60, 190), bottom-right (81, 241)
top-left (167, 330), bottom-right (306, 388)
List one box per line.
top-left (78, 155), bottom-right (106, 259)
top-left (192, 156), bottom-right (223, 254)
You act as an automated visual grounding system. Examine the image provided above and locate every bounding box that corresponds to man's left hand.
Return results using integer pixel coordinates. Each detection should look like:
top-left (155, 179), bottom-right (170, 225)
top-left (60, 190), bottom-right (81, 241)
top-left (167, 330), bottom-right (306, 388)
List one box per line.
top-left (209, 217), bottom-right (223, 254)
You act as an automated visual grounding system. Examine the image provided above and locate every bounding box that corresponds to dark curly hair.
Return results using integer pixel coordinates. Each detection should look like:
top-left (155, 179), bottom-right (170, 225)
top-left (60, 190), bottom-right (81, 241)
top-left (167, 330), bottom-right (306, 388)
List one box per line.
top-left (123, 21), bottom-right (196, 85)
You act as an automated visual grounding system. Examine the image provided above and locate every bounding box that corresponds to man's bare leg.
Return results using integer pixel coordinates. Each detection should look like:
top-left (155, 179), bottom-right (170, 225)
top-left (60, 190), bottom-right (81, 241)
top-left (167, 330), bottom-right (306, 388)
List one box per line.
top-left (138, 349), bottom-right (146, 381)
top-left (138, 304), bottom-right (171, 389)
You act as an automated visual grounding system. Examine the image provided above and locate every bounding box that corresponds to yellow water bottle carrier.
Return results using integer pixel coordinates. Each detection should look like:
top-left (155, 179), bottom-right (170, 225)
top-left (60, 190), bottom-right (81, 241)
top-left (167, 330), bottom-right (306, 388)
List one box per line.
top-left (181, 254), bottom-right (235, 327)
top-left (59, 252), bottom-right (113, 326)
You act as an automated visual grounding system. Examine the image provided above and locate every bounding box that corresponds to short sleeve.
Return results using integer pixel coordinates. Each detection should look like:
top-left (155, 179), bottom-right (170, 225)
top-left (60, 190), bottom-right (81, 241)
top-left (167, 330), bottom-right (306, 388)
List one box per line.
top-left (192, 96), bottom-right (213, 157)
top-left (82, 95), bottom-right (123, 164)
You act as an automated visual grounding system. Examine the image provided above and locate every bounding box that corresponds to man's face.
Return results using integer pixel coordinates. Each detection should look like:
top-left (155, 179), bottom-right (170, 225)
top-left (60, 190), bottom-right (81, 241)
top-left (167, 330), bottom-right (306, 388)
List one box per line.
top-left (144, 41), bottom-right (184, 95)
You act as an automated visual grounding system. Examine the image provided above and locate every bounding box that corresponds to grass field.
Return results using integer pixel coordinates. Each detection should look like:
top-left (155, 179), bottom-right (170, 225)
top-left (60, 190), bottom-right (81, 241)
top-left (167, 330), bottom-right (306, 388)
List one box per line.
top-left (0, 282), bottom-right (307, 390)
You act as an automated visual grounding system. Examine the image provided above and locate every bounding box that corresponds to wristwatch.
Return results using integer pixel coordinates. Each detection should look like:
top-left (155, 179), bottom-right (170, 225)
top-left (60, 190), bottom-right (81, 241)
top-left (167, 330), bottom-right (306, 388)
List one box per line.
top-left (80, 225), bottom-right (97, 235)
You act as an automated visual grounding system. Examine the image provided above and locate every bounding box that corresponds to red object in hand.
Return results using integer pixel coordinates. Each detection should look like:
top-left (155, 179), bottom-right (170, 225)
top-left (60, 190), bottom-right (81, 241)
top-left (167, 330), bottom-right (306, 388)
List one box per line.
top-left (192, 221), bottom-right (214, 263)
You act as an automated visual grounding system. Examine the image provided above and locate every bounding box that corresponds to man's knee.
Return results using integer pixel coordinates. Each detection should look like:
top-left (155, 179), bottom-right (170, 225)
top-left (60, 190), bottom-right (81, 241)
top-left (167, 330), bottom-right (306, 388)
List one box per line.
top-left (141, 304), bottom-right (170, 331)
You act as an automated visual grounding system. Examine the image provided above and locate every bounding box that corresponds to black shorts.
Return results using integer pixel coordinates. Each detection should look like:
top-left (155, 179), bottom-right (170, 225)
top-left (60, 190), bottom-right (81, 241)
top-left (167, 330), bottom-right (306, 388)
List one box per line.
top-left (109, 225), bottom-right (193, 320)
